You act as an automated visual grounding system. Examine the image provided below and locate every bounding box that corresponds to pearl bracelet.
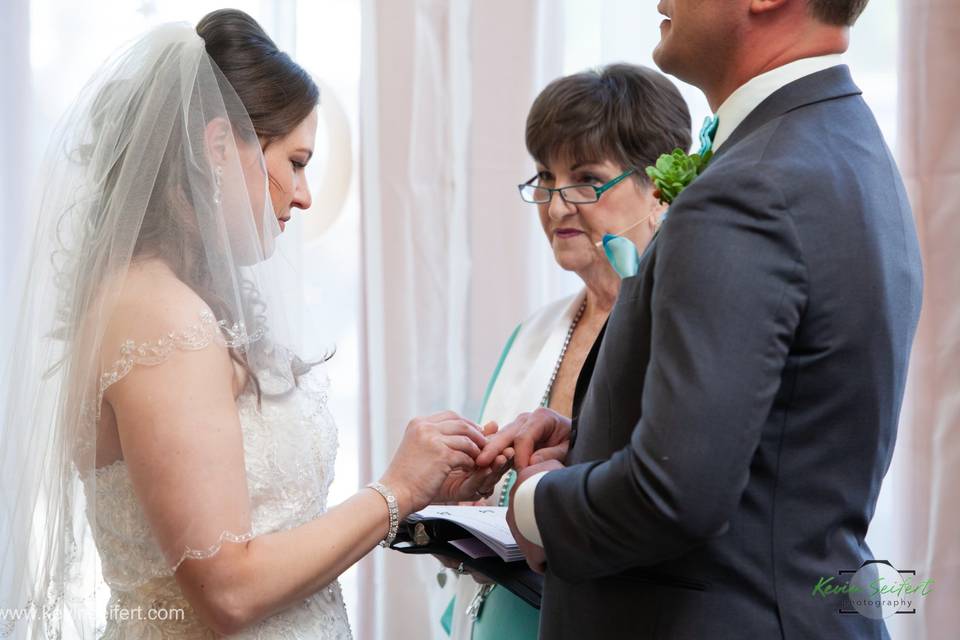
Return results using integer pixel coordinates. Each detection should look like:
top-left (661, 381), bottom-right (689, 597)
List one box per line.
top-left (367, 481), bottom-right (400, 547)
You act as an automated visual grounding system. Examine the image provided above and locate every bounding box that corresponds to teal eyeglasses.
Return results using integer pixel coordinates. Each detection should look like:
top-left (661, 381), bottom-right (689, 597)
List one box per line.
top-left (518, 167), bottom-right (637, 204)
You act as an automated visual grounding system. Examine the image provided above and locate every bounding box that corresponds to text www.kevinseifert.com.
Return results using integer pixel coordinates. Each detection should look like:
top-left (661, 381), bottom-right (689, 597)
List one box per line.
top-left (1, 604), bottom-right (186, 631)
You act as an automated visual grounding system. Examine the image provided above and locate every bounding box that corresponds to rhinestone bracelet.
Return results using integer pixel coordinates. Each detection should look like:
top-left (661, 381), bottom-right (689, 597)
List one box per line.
top-left (367, 481), bottom-right (400, 547)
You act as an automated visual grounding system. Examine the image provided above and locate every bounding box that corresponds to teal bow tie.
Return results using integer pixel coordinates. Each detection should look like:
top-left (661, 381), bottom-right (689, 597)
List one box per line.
top-left (601, 234), bottom-right (641, 279)
top-left (698, 114), bottom-right (719, 156)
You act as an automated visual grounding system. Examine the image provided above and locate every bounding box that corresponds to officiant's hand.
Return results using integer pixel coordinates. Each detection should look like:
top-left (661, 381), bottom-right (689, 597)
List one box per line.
top-left (380, 412), bottom-right (489, 518)
top-left (477, 407), bottom-right (571, 471)
top-left (506, 458), bottom-right (564, 574)
top-left (432, 421), bottom-right (515, 503)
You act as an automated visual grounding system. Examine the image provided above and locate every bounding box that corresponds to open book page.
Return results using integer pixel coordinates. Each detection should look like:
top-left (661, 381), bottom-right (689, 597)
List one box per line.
top-left (406, 505), bottom-right (524, 561)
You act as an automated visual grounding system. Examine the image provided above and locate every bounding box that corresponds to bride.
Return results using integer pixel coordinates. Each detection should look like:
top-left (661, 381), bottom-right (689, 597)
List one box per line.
top-left (0, 9), bottom-right (510, 639)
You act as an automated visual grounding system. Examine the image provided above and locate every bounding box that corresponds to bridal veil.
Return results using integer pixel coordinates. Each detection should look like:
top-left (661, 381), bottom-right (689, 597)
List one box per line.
top-left (0, 22), bottom-right (305, 637)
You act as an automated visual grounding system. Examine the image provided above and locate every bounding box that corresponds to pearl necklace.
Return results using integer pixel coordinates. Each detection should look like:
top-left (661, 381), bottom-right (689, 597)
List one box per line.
top-left (498, 297), bottom-right (587, 508)
top-left (539, 298), bottom-right (587, 408)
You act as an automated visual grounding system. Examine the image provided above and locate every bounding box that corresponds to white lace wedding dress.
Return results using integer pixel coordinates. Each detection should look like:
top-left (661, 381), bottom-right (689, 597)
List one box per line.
top-left (81, 312), bottom-right (353, 639)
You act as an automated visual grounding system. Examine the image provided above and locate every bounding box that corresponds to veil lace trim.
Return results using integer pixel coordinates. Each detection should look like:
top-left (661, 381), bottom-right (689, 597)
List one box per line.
top-left (96, 309), bottom-right (264, 418)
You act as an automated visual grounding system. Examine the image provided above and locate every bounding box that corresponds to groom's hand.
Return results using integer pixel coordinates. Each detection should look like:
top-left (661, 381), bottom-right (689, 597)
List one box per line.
top-left (506, 458), bottom-right (564, 574)
top-left (477, 408), bottom-right (571, 470)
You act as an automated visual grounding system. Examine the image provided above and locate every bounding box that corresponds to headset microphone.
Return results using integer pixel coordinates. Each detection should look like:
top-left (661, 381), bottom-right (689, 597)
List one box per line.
top-left (593, 210), bottom-right (658, 247)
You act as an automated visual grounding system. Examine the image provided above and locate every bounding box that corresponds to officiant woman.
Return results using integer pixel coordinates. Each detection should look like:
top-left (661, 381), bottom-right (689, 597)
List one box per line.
top-left (444, 63), bottom-right (691, 640)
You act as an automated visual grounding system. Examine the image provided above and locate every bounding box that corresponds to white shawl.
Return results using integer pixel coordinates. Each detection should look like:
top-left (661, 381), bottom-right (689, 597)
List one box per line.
top-left (447, 289), bottom-right (586, 640)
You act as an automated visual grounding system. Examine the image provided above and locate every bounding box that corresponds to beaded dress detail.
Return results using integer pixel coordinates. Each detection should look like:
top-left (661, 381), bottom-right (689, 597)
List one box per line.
top-left (83, 311), bottom-right (352, 639)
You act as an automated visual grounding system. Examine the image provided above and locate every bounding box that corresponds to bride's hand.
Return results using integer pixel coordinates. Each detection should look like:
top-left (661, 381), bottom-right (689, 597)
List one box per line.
top-left (379, 411), bottom-right (488, 517)
top-left (433, 421), bottom-right (514, 503)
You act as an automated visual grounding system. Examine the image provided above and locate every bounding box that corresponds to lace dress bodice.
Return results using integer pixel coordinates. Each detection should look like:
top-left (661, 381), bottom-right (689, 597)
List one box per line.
top-left (83, 317), bottom-right (352, 639)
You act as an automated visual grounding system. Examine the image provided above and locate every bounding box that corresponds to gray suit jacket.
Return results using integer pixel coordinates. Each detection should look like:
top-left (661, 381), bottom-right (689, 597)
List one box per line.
top-left (534, 66), bottom-right (923, 639)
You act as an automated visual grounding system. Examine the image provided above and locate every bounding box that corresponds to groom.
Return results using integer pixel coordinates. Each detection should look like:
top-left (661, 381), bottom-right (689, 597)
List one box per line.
top-left (479, 0), bottom-right (922, 638)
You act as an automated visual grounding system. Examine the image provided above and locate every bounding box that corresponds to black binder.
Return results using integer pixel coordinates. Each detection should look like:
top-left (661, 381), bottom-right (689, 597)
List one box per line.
top-left (390, 517), bottom-right (543, 609)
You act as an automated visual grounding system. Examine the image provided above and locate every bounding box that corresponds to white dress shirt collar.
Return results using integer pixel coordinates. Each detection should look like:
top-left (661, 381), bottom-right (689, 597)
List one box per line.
top-left (713, 54), bottom-right (844, 150)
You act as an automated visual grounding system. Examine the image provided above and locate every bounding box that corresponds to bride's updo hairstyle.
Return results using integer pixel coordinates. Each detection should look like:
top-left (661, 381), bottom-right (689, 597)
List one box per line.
top-left (196, 9), bottom-right (319, 145)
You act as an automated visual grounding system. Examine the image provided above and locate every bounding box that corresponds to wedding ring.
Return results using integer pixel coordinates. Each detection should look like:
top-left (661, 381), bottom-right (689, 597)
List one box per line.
top-left (456, 562), bottom-right (467, 576)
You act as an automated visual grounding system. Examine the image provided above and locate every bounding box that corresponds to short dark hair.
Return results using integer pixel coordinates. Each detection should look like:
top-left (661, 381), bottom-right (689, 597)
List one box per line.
top-left (808, 0), bottom-right (869, 26)
top-left (197, 9), bottom-right (319, 143)
top-left (525, 64), bottom-right (691, 182)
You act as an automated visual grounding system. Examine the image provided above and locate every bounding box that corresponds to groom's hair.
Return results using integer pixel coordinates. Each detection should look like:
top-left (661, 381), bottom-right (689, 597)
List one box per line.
top-left (808, 0), bottom-right (869, 26)
top-left (526, 64), bottom-right (691, 184)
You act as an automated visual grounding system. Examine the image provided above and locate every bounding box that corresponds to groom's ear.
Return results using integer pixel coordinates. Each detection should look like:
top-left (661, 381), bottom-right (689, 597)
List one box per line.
top-left (204, 117), bottom-right (231, 166)
top-left (749, 0), bottom-right (790, 14)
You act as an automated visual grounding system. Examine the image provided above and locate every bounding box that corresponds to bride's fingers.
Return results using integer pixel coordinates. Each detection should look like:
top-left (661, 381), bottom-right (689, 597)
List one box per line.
top-left (476, 467), bottom-right (504, 497)
top-left (482, 421), bottom-right (499, 436)
top-left (461, 466), bottom-right (492, 494)
top-left (442, 435), bottom-right (482, 459)
top-left (435, 419), bottom-right (488, 450)
top-left (446, 450), bottom-right (476, 471)
top-left (478, 470), bottom-right (505, 499)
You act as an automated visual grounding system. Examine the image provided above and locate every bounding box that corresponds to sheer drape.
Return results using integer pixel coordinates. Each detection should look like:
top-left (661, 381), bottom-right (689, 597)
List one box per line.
top-left (0, 0), bottom-right (30, 394)
top-left (358, 3), bottom-right (469, 635)
top-left (358, 0), bottom-right (564, 637)
top-left (898, 1), bottom-right (960, 637)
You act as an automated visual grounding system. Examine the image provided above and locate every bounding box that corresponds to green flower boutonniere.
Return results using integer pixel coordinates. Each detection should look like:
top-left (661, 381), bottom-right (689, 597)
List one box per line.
top-left (645, 148), bottom-right (713, 205)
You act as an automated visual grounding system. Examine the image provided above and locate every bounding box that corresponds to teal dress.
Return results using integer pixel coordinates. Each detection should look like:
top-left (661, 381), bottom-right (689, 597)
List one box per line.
top-left (442, 478), bottom-right (541, 640)
top-left (467, 468), bottom-right (540, 640)
top-left (443, 324), bottom-right (541, 639)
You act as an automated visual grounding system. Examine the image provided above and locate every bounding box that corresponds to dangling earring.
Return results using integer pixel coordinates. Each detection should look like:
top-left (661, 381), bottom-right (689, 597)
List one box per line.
top-left (213, 165), bottom-right (223, 205)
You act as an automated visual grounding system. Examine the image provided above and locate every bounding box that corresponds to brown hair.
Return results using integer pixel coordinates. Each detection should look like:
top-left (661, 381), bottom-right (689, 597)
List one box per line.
top-left (807, 0), bottom-right (869, 26)
top-left (525, 64), bottom-right (691, 182)
top-left (196, 9), bottom-right (319, 145)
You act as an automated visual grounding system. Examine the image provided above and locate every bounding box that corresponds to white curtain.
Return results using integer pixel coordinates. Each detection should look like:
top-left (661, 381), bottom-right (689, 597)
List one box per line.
top-left (897, 1), bottom-right (960, 638)
top-left (358, 3), bottom-right (469, 635)
top-left (0, 0), bottom-right (30, 383)
top-left (357, 0), bottom-right (565, 637)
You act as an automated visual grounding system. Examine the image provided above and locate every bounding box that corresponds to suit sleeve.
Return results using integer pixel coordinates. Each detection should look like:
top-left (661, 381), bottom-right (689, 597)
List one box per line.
top-left (534, 168), bottom-right (807, 581)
